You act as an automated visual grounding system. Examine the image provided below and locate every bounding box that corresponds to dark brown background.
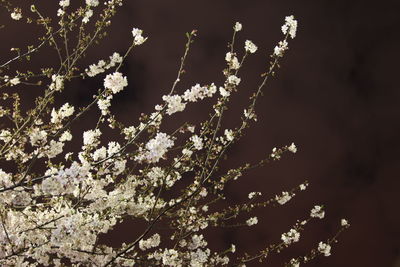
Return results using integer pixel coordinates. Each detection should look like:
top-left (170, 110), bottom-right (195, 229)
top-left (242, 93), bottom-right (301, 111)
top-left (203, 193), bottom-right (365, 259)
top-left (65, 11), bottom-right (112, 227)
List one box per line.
top-left (1, 0), bottom-right (400, 266)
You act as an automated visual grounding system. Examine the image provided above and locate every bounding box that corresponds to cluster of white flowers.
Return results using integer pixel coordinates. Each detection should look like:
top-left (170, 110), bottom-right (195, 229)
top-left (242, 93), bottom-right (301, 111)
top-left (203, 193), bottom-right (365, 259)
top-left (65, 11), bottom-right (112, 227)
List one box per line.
top-left (10, 8), bottom-right (22, 21)
top-left (234, 22), bottom-right (242, 32)
top-left (318, 242), bottom-right (332, 257)
top-left (82, 9), bottom-right (94, 24)
top-left (227, 75), bottom-right (241, 86)
top-left (274, 40), bottom-right (289, 57)
top-left (248, 191), bottom-right (261, 199)
top-left (139, 233), bottom-right (161, 250)
top-left (136, 132), bottom-right (174, 163)
top-left (86, 0), bottom-right (99, 7)
top-left (104, 71), bottom-right (128, 94)
top-left (275, 191), bottom-right (293, 205)
top-left (83, 129), bottom-right (101, 147)
top-left (224, 129), bottom-right (234, 142)
top-left (281, 15), bottom-right (298, 39)
top-left (29, 127), bottom-right (48, 146)
top-left (288, 142), bottom-right (297, 153)
top-left (310, 205), bottom-right (325, 219)
top-left (289, 258), bottom-right (301, 267)
top-left (86, 52), bottom-right (123, 77)
top-left (132, 28), bottom-right (147, 45)
top-left (50, 103), bottom-right (75, 124)
top-left (244, 40), bottom-right (258, 54)
top-left (59, 0), bottom-right (70, 8)
top-left (225, 52), bottom-right (240, 70)
top-left (246, 216), bottom-right (258, 226)
top-left (97, 95), bottom-right (113, 115)
top-left (162, 95), bottom-right (186, 115)
top-left (182, 83), bottom-right (217, 102)
top-left (190, 135), bottom-right (203, 150)
top-left (49, 74), bottom-right (64, 91)
top-left (281, 228), bottom-right (300, 245)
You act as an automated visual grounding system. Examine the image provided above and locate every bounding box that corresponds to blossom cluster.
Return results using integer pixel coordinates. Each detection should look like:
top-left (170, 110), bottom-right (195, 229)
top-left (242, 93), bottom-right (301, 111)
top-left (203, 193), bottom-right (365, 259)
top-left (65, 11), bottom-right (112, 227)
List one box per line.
top-left (0, 3), bottom-right (350, 266)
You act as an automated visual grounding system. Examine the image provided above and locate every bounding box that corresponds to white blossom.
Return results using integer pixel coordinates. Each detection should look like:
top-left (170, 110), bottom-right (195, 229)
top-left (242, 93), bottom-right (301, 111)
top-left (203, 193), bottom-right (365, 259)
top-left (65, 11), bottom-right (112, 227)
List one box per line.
top-left (318, 242), bottom-right (331, 256)
top-left (274, 40), bottom-right (288, 57)
top-left (288, 142), bottom-right (297, 153)
top-left (244, 40), bottom-right (258, 54)
top-left (104, 72), bottom-right (128, 94)
top-left (190, 135), bottom-right (203, 150)
top-left (49, 75), bottom-right (64, 91)
top-left (234, 22), bottom-right (242, 32)
top-left (11, 10), bottom-right (22, 20)
top-left (136, 132), bottom-right (174, 163)
top-left (162, 95), bottom-right (186, 115)
top-left (275, 191), bottom-right (293, 205)
top-left (310, 205), bottom-right (325, 219)
top-left (224, 129), bottom-right (234, 142)
top-left (281, 228), bottom-right (300, 245)
top-left (246, 217), bottom-right (258, 226)
top-left (132, 28), bottom-right (147, 45)
top-left (139, 233), bottom-right (161, 251)
top-left (59, 0), bottom-right (70, 8)
top-left (341, 218), bottom-right (349, 227)
top-left (281, 15), bottom-right (298, 39)
top-left (86, 0), bottom-right (99, 7)
top-left (227, 75), bottom-right (241, 86)
top-left (83, 129), bottom-right (101, 146)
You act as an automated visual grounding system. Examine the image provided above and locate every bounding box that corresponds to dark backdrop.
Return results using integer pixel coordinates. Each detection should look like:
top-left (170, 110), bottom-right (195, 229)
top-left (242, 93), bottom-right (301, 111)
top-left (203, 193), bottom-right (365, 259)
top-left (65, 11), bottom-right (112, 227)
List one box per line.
top-left (2, 0), bottom-right (400, 266)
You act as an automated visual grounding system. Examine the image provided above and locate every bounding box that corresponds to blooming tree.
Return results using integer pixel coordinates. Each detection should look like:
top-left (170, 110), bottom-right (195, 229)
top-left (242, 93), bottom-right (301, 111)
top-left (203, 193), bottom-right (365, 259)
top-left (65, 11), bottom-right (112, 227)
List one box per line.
top-left (0, 1), bottom-right (349, 266)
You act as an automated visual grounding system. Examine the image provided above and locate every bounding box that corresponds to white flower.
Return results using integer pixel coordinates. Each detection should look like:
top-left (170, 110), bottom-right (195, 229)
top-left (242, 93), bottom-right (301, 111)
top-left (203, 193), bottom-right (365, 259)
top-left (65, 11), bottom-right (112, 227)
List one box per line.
top-left (9, 77), bottom-right (20, 86)
top-left (49, 74), bottom-right (64, 91)
top-left (190, 135), bottom-right (203, 150)
top-left (162, 95), bottom-right (186, 115)
top-left (97, 96), bottom-right (112, 115)
top-left (92, 147), bottom-right (106, 161)
top-left (341, 218), bottom-right (349, 227)
top-left (132, 28), bottom-right (147, 45)
top-left (137, 132), bottom-right (174, 163)
top-left (29, 128), bottom-right (48, 146)
top-left (86, 0), bottom-right (99, 7)
top-left (46, 140), bottom-right (64, 158)
top-left (182, 148), bottom-right (193, 157)
top-left (51, 103), bottom-right (75, 124)
top-left (219, 86), bottom-right (230, 97)
top-left (289, 258), bottom-right (300, 267)
top-left (59, 130), bottom-right (72, 142)
top-left (310, 205), bottom-right (325, 219)
top-left (244, 40), bottom-right (257, 53)
top-left (82, 9), bottom-right (93, 24)
top-left (248, 192), bottom-right (261, 199)
top-left (234, 22), bottom-right (242, 32)
top-left (288, 142), bottom-right (297, 153)
top-left (227, 75), bottom-right (241, 86)
top-left (281, 15), bottom-right (298, 39)
top-left (59, 0), bottom-right (70, 8)
top-left (104, 72), bottom-right (128, 94)
top-left (225, 52), bottom-right (240, 69)
top-left (274, 40), bottom-right (288, 57)
top-left (11, 9), bottom-right (22, 20)
top-left (275, 191), bottom-right (292, 205)
top-left (318, 242), bottom-right (331, 256)
top-left (224, 129), bottom-right (234, 142)
top-left (281, 228), bottom-right (300, 245)
top-left (299, 183), bottom-right (307, 190)
top-left (246, 217), bottom-right (258, 226)
top-left (83, 129), bottom-right (101, 146)
top-left (139, 233), bottom-right (161, 251)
